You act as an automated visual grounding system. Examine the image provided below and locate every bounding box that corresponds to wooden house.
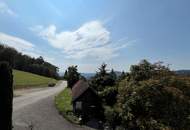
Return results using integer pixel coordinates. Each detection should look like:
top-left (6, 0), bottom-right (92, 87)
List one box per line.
top-left (71, 80), bottom-right (102, 121)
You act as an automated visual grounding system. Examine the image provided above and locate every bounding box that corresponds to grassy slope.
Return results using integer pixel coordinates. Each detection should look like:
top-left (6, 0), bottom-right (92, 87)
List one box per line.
top-left (55, 88), bottom-right (79, 124)
top-left (13, 69), bottom-right (57, 89)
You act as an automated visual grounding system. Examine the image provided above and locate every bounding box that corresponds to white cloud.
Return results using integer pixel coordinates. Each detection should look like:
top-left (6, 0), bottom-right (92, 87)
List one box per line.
top-left (0, 32), bottom-right (34, 52)
top-left (31, 21), bottom-right (132, 60)
top-left (0, 2), bottom-right (17, 16)
top-left (23, 51), bottom-right (55, 63)
top-left (0, 32), bottom-right (55, 63)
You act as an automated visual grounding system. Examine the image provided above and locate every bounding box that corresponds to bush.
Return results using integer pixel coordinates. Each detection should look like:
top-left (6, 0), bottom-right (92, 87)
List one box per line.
top-left (99, 86), bottom-right (118, 106)
top-left (0, 61), bottom-right (13, 130)
top-left (104, 105), bottom-right (121, 129)
top-left (117, 79), bottom-right (190, 130)
top-left (88, 60), bottom-right (190, 130)
top-left (48, 83), bottom-right (56, 87)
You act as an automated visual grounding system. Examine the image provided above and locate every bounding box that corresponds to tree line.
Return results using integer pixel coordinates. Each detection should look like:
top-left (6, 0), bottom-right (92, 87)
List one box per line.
top-left (0, 44), bottom-right (59, 79)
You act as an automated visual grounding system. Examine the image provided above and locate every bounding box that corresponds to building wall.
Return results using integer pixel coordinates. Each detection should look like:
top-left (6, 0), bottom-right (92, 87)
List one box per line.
top-left (73, 88), bottom-right (102, 120)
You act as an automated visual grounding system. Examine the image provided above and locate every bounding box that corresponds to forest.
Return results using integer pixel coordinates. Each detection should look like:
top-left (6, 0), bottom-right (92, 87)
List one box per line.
top-left (0, 44), bottom-right (59, 79)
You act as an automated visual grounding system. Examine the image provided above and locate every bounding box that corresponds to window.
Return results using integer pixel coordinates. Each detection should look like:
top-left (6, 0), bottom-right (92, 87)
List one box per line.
top-left (76, 101), bottom-right (82, 110)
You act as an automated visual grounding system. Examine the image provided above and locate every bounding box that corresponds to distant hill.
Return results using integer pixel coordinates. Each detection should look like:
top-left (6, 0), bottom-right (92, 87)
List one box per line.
top-left (81, 71), bottom-right (122, 79)
top-left (13, 69), bottom-right (57, 89)
top-left (80, 73), bottom-right (95, 79)
top-left (115, 71), bottom-right (122, 77)
top-left (58, 72), bottom-right (64, 76)
top-left (175, 70), bottom-right (190, 76)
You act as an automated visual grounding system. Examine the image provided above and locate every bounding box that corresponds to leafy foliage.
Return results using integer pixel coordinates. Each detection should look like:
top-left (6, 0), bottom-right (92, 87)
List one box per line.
top-left (65, 66), bottom-right (80, 88)
top-left (99, 86), bottom-right (118, 106)
top-left (129, 60), bottom-right (173, 81)
top-left (63, 70), bottom-right (68, 80)
top-left (89, 64), bottom-right (118, 106)
top-left (104, 105), bottom-right (121, 129)
top-left (89, 63), bottom-right (119, 127)
top-left (89, 60), bottom-right (190, 129)
top-left (117, 79), bottom-right (190, 129)
top-left (0, 44), bottom-right (58, 79)
top-left (117, 71), bottom-right (127, 81)
top-left (90, 63), bottom-right (116, 92)
top-left (116, 60), bottom-right (190, 130)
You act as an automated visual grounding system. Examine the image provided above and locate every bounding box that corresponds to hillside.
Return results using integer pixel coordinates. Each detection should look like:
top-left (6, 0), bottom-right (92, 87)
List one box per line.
top-left (175, 70), bottom-right (190, 76)
top-left (0, 44), bottom-right (58, 79)
top-left (80, 73), bottom-right (95, 79)
top-left (13, 69), bottom-right (57, 89)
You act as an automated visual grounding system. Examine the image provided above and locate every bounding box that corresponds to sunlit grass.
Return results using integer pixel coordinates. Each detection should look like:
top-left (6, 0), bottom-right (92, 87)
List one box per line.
top-left (55, 88), bottom-right (79, 124)
top-left (13, 69), bottom-right (57, 89)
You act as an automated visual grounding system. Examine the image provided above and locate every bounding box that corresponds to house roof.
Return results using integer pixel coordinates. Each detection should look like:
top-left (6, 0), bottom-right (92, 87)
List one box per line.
top-left (72, 80), bottom-right (90, 102)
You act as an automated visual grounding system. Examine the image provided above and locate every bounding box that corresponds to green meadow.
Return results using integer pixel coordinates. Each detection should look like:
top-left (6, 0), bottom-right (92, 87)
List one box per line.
top-left (13, 69), bottom-right (57, 89)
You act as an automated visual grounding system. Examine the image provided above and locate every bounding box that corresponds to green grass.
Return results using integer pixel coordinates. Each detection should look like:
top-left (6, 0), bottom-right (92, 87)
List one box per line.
top-left (13, 69), bottom-right (57, 89)
top-left (55, 88), bottom-right (79, 124)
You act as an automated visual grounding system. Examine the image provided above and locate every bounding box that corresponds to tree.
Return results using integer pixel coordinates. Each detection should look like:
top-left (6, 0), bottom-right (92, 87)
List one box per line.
top-left (129, 59), bottom-right (173, 81)
top-left (110, 69), bottom-right (117, 82)
top-left (63, 70), bottom-right (68, 80)
top-left (36, 56), bottom-right (44, 65)
top-left (117, 71), bottom-right (126, 81)
top-left (117, 79), bottom-right (190, 130)
top-left (130, 59), bottom-right (153, 81)
top-left (0, 45), bottom-right (17, 67)
top-left (98, 63), bottom-right (107, 76)
top-left (66, 66), bottom-right (80, 88)
top-left (0, 44), bottom-right (59, 79)
top-left (90, 63), bottom-right (116, 91)
top-left (90, 64), bottom-right (118, 106)
top-left (0, 62), bottom-right (13, 130)
top-left (115, 60), bottom-right (190, 129)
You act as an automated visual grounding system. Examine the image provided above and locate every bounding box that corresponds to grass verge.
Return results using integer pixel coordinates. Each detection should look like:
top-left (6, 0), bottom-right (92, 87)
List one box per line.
top-left (55, 88), bottom-right (79, 124)
top-left (13, 69), bottom-right (57, 89)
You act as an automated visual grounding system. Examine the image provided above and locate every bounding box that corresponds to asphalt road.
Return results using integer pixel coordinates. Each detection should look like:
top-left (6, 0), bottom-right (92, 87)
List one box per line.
top-left (13, 81), bottom-right (94, 130)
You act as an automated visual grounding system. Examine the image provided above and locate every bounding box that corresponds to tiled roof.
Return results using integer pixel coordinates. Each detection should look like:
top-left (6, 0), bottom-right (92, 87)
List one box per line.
top-left (71, 80), bottom-right (89, 102)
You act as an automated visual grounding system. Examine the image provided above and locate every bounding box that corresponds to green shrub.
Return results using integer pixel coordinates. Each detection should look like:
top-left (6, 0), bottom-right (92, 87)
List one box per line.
top-left (0, 61), bottom-right (13, 130)
top-left (48, 83), bottom-right (56, 87)
top-left (104, 105), bottom-right (121, 129)
top-left (117, 79), bottom-right (190, 130)
top-left (99, 86), bottom-right (118, 106)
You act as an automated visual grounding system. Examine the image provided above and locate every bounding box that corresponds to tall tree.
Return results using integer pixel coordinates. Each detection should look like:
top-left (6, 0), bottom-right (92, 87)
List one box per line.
top-left (66, 66), bottom-right (80, 88)
top-left (110, 69), bottom-right (117, 82)
top-left (90, 63), bottom-right (116, 91)
top-left (63, 70), bottom-right (68, 80)
top-left (36, 56), bottom-right (44, 65)
top-left (130, 59), bottom-right (172, 81)
top-left (118, 71), bottom-right (126, 81)
top-left (98, 63), bottom-right (107, 76)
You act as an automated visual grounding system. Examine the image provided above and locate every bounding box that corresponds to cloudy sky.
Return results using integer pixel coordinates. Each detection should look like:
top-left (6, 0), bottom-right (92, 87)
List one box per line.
top-left (0, 0), bottom-right (190, 73)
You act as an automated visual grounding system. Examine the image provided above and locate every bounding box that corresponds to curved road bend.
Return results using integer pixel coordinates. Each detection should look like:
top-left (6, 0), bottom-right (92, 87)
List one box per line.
top-left (13, 81), bottom-right (94, 130)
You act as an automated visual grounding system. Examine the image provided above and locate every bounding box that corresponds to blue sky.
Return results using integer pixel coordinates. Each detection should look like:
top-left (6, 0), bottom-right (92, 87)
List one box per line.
top-left (0, 0), bottom-right (189, 73)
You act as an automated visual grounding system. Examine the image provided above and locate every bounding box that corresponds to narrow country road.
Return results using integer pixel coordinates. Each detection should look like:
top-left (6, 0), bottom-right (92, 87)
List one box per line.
top-left (13, 81), bottom-right (94, 130)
